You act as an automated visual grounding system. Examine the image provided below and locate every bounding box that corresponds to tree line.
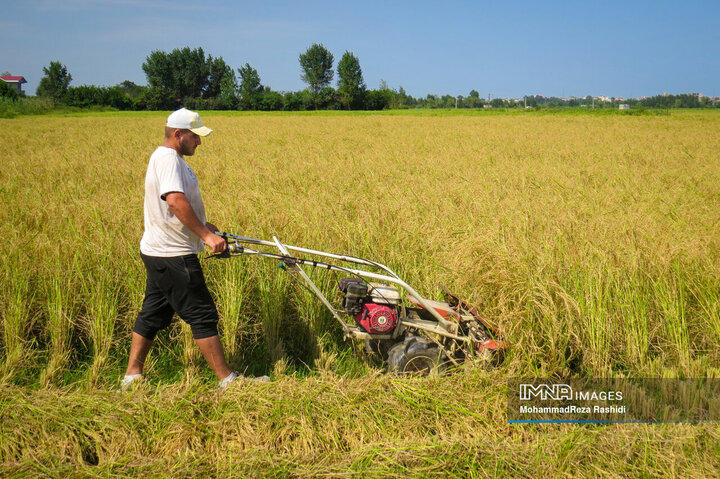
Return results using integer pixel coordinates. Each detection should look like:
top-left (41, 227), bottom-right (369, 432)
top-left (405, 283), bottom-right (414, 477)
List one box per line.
top-left (24, 45), bottom-right (410, 111)
top-left (5, 45), bottom-right (718, 111)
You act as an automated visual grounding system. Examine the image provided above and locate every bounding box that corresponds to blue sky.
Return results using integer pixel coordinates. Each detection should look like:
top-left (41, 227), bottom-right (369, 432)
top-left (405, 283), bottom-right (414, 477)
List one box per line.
top-left (2, 0), bottom-right (718, 99)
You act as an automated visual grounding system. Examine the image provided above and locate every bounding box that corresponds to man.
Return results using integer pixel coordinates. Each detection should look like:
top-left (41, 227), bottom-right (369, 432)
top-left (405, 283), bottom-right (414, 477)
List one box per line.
top-left (122, 107), bottom-right (238, 390)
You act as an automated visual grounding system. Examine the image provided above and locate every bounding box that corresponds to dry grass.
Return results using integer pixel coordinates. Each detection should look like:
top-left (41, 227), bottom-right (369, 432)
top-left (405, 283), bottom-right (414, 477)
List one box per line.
top-left (1, 370), bottom-right (719, 477)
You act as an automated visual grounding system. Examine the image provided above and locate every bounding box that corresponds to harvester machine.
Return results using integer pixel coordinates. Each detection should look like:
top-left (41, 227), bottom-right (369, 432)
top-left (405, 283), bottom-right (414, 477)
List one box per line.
top-left (214, 233), bottom-right (506, 375)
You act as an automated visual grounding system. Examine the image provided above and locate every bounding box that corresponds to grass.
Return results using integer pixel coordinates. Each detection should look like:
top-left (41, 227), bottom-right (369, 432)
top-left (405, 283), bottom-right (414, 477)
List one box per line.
top-left (2, 371), bottom-right (719, 477)
top-left (1, 109), bottom-right (720, 475)
top-left (0, 96), bottom-right (55, 118)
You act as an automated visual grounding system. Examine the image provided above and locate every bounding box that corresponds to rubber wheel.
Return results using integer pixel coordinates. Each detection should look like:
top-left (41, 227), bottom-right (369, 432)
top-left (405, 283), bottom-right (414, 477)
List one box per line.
top-left (386, 337), bottom-right (447, 376)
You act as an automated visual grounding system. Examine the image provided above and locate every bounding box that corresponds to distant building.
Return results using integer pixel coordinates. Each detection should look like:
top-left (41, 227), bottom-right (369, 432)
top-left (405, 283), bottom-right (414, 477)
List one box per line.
top-left (618, 104), bottom-right (630, 110)
top-left (0, 76), bottom-right (27, 94)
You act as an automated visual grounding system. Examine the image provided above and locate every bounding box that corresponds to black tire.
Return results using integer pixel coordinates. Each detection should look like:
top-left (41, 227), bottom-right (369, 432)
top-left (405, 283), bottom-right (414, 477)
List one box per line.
top-left (386, 336), bottom-right (447, 376)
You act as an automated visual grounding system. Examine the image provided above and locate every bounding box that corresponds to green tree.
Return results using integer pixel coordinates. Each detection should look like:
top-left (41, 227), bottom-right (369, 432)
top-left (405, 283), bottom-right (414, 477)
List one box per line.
top-left (205, 56), bottom-right (233, 99)
top-left (282, 90), bottom-right (313, 111)
top-left (64, 85), bottom-right (134, 110)
top-left (237, 63), bottom-right (263, 110)
top-left (217, 69), bottom-right (239, 110)
top-left (318, 86), bottom-right (340, 110)
top-left (0, 80), bottom-right (18, 100)
top-left (36, 61), bottom-right (72, 101)
top-left (337, 51), bottom-right (366, 110)
top-left (366, 89), bottom-right (392, 110)
top-left (142, 47), bottom-right (210, 105)
top-left (142, 50), bottom-right (174, 99)
top-left (117, 80), bottom-right (146, 99)
top-left (173, 47), bottom-right (209, 98)
top-left (466, 90), bottom-right (482, 108)
top-left (299, 43), bottom-right (334, 108)
top-left (260, 88), bottom-right (283, 111)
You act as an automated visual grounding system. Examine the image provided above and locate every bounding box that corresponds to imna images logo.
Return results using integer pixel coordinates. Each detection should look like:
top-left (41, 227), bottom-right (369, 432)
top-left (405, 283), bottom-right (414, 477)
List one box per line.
top-left (518, 383), bottom-right (623, 401)
top-left (519, 384), bottom-right (572, 401)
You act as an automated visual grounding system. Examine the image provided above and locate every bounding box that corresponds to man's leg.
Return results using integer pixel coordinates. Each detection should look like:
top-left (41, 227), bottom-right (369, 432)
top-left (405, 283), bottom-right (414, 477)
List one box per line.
top-left (170, 255), bottom-right (234, 382)
top-left (125, 332), bottom-right (154, 376)
top-left (126, 254), bottom-right (173, 378)
top-left (195, 335), bottom-right (232, 381)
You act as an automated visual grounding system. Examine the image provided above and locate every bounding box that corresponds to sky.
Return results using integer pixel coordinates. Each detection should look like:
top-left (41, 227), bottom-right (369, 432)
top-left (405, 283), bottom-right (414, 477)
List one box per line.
top-left (2, 0), bottom-right (718, 99)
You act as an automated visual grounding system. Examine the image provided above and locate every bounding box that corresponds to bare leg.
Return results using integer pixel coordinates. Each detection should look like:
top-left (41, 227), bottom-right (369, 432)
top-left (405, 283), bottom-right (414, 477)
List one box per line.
top-left (195, 335), bottom-right (232, 381)
top-left (125, 332), bottom-right (154, 375)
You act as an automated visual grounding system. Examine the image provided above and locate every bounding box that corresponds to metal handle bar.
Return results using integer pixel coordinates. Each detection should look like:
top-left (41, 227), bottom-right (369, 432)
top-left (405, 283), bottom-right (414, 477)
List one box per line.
top-left (217, 232), bottom-right (402, 281)
top-left (217, 232), bottom-right (457, 333)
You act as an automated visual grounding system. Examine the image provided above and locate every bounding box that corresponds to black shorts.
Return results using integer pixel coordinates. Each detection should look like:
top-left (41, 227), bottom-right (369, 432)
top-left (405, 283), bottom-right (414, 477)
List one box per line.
top-left (134, 253), bottom-right (219, 340)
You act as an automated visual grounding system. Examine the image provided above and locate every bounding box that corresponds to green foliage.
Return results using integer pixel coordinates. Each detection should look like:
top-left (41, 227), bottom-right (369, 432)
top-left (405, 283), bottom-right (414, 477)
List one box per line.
top-left (116, 80), bottom-right (146, 99)
top-left (142, 86), bottom-right (177, 110)
top-left (640, 93), bottom-right (704, 108)
top-left (237, 63), bottom-right (263, 110)
top-left (260, 89), bottom-right (283, 111)
top-left (64, 85), bottom-right (135, 110)
top-left (317, 86), bottom-right (340, 110)
top-left (464, 90), bottom-right (484, 108)
top-left (36, 61), bottom-right (72, 101)
top-left (217, 68), bottom-right (239, 110)
top-left (337, 51), bottom-right (366, 110)
top-left (142, 47), bottom-right (211, 107)
top-left (8, 46), bottom-right (717, 115)
top-left (299, 43), bottom-right (334, 108)
top-left (205, 56), bottom-right (234, 99)
top-left (365, 89), bottom-right (393, 110)
top-left (281, 90), bottom-right (314, 111)
top-left (0, 81), bottom-right (18, 100)
top-left (0, 96), bottom-right (55, 118)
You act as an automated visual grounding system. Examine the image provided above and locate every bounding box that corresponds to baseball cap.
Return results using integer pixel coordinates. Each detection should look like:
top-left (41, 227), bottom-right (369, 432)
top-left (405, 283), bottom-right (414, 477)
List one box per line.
top-left (166, 108), bottom-right (213, 136)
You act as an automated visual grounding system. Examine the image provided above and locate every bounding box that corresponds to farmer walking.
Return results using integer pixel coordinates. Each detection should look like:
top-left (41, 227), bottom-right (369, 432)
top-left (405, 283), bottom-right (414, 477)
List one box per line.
top-left (122, 108), bottom-right (239, 390)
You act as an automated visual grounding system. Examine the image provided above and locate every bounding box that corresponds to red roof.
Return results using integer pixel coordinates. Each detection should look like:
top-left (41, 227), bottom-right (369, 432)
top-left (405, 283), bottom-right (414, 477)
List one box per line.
top-left (0, 76), bottom-right (27, 83)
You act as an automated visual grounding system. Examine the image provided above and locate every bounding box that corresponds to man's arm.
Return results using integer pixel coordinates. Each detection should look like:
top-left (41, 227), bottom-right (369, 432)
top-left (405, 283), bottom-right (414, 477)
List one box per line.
top-left (165, 192), bottom-right (226, 253)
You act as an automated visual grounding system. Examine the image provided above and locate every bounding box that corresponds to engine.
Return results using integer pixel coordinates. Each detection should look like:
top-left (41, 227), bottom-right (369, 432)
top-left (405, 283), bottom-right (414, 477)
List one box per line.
top-left (339, 278), bottom-right (399, 334)
top-left (357, 303), bottom-right (397, 334)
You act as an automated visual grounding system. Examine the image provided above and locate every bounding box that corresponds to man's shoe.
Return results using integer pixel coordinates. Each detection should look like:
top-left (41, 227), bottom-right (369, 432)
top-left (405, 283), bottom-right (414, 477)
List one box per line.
top-left (120, 374), bottom-right (144, 391)
top-left (218, 372), bottom-right (270, 389)
top-left (218, 371), bottom-right (239, 389)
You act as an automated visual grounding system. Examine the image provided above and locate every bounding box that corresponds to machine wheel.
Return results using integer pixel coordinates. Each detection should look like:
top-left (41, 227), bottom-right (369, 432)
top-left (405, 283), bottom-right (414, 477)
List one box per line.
top-left (364, 339), bottom-right (393, 361)
top-left (386, 336), bottom-right (447, 376)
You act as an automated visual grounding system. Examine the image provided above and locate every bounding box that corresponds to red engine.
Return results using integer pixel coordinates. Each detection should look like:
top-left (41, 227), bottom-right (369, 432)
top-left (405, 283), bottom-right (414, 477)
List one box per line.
top-left (356, 303), bottom-right (397, 334)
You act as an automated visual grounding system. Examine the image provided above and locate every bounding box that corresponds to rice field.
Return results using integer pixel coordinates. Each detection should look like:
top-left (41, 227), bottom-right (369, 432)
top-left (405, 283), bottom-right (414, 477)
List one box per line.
top-left (1, 109), bottom-right (720, 476)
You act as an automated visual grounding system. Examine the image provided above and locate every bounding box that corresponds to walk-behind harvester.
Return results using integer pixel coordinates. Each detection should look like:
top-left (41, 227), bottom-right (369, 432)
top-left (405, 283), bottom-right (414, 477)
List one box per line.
top-left (214, 233), bottom-right (506, 375)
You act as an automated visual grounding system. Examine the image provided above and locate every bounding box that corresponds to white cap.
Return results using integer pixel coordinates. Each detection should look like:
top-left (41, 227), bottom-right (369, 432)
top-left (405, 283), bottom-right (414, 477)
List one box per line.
top-left (166, 108), bottom-right (213, 136)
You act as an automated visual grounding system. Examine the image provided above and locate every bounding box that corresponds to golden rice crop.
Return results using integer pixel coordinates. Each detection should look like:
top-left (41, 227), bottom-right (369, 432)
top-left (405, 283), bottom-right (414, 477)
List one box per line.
top-left (1, 110), bottom-right (719, 475)
top-left (3, 110), bottom-right (719, 379)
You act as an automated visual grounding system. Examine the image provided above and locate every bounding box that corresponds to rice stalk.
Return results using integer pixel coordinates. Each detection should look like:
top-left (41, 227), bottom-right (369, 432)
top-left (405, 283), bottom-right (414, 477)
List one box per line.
top-left (207, 256), bottom-right (255, 361)
top-left (39, 268), bottom-right (75, 387)
top-left (0, 259), bottom-right (36, 384)
top-left (654, 266), bottom-right (691, 371)
top-left (82, 265), bottom-right (121, 386)
top-left (256, 261), bottom-right (290, 365)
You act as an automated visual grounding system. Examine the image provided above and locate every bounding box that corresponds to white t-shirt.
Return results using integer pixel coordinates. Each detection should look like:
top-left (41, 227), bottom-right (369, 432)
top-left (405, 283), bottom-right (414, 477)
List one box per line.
top-left (140, 146), bottom-right (207, 256)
